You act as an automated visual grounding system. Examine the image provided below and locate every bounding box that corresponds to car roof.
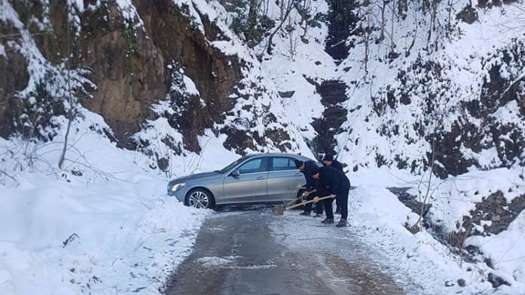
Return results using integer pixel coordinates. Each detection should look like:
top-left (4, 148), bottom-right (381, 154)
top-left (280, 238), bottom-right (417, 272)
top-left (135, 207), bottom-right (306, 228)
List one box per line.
top-left (246, 152), bottom-right (313, 160)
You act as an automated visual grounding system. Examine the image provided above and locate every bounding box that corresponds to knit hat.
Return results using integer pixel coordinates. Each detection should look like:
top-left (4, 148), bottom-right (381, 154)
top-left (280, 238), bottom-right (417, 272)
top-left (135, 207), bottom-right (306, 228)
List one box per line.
top-left (322, 153), bottom-right (335, 161)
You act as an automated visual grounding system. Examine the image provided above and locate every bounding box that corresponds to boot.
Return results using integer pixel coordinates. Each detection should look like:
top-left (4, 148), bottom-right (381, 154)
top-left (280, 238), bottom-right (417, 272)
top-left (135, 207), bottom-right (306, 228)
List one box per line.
top-left (299, 211), bottom-right (311, 216)
top-left (336, 219), bottom-right (347, 227)
top-left (313, 213), bottom-right (322, 218)
top-left (321, 218), bottom-right (334, 224)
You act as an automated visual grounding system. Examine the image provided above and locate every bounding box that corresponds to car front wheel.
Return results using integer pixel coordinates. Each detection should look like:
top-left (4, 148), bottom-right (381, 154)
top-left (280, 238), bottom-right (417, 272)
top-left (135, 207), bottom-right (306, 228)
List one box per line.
top-left (186, 188), bottom-right (215, 209)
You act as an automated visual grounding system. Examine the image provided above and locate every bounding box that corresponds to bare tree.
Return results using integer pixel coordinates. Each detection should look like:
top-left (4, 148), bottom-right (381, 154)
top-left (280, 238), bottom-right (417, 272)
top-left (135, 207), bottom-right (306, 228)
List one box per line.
top-left (297, 0), bottom-right (313, 40)
top-left (426, 0), bottom-right (438, 50)
top-left (58, 4), bottom-right (75, 170)
top-left (406, 3), bottom-right (419, 56)
top-left (379, 0), bottom-right (389, 42)
top-left (410, 139), bottom-right (436, 232)
top-left (287, 16), bottom-right (298, 60)
top-left (389, 0), bottom-right (396, 55)
top-left (245, 0), bottom-right (260, 45)
top-left (364, 4), bottom-right (372, 76)
top-left (446, 0), bottom-right (454, 38)
top-left (266, 0), bottom-right (297, 55)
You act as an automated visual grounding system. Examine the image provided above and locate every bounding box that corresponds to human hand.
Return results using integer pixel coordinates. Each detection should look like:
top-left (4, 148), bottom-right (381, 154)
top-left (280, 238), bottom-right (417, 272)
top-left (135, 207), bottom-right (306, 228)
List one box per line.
top-left (313, 196), bottom-right (320, 203)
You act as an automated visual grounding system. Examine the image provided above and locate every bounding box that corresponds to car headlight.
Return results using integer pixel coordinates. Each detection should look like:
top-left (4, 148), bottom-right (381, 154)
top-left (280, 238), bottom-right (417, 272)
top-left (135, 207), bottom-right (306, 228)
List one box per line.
top-left (171, 183), bottom-right (185, 192)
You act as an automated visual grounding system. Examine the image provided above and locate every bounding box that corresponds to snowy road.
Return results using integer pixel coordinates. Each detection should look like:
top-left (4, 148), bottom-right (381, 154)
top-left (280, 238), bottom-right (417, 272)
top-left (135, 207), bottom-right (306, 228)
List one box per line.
top-left (164, 207), bottom-right (421, 295)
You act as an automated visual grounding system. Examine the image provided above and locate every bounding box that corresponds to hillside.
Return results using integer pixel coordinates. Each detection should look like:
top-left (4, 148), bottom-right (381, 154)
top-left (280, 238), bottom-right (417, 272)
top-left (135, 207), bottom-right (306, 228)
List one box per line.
top-left (1, 0), bottom-right (524, 294)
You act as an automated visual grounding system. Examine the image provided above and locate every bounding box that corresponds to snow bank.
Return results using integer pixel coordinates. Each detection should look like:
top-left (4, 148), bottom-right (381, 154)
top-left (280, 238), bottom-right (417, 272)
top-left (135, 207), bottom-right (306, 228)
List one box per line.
top-left (467, 212), bottom-right (525, 292)
top-left (348, 167), bottom-right (525, 294)
top-left (349, 184), bottom-right (495, 294)
top-left (0, 109), bottom-right (216, 295)
top-left (0, 174), bottom-right (207, 295)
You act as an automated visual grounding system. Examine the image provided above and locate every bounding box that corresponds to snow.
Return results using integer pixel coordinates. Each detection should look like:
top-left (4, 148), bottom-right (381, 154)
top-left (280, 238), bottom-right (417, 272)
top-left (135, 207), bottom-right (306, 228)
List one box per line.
top-left (0, 109), bottom-right (212, 295)
top-left (197, 256), bottom-right (239, 267)
top-left (115, 0), bottom-right (143, 25)
top-left (467, 212), bottom-right (525, 292)
top-left (348, 189), bottom-right (474, 295)
top-left (346, 166), bottom-right (525, 293)
top-left (171, 0), bottom-right (205, 33)
top-left (182, 75), bottom-right (200, 96)
top-left (423, 167), bottom-right (524, 233)
top-left (0, 174), bottom-right (207, 295)
top-left (2, 0), bottom-right (525, 293)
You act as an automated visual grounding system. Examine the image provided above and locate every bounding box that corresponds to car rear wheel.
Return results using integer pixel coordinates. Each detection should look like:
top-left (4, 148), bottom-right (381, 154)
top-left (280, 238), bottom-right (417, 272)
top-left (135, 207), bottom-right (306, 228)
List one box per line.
top-left (186, 188), bottom-right (215, 209)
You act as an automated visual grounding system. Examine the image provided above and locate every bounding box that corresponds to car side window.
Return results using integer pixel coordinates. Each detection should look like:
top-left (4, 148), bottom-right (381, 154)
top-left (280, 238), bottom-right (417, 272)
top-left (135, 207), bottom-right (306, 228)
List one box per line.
top-left (238, 158), bottom-right (266, 174)
top-left (271, 157), bottom-right (296, 171)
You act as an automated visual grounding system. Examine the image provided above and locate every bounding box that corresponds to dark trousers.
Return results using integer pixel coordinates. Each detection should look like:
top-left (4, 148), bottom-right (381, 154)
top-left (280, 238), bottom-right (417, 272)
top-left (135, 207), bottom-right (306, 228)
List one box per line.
top-left (304, 194), bottom-right (323, 214)
top-left (323, 198), bottom-right (335, 220)
top-left (324, 188), bottom-right (349, 220)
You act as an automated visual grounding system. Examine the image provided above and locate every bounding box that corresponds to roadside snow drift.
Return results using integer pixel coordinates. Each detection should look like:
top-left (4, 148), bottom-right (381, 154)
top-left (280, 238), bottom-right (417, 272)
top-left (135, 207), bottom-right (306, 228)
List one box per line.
top-left (0, 174), bottom-right (207, 295)
top-left (0, 112), bottom-right (219, 295)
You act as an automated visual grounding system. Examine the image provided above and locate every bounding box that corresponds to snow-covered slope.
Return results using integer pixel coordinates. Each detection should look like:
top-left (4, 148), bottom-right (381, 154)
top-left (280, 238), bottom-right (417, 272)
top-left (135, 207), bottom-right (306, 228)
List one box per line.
top-left (0, 111), bottom-right (211, 294)
top-left (1, 0), bottom-right (525, 293)
top-left (256, 0), bottom-right (525, 291)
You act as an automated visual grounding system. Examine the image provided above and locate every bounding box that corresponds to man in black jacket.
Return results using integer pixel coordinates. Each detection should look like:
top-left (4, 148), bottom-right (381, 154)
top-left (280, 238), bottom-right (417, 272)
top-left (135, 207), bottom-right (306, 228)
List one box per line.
top-left (312, 166), bottom-right (350, 227)
top-left (295, 160), bottom-right (322, 216)
top-left (322, 153), bottom-right (344, 214)
top-left (322, 153), bottom-right (343, 172)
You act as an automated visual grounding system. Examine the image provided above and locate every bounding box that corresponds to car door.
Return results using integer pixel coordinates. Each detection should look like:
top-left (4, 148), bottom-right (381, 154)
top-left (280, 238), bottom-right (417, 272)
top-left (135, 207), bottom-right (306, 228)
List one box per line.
top-left (222, 157), bottom-right (269, 204)
top-left (267, 157), bottom-right (305, 201)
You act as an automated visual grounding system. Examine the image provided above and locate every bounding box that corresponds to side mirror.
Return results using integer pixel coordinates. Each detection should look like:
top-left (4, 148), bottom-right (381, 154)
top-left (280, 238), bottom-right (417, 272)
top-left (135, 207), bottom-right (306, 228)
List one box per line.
top-left (230, 170), bottom-right (240, 178)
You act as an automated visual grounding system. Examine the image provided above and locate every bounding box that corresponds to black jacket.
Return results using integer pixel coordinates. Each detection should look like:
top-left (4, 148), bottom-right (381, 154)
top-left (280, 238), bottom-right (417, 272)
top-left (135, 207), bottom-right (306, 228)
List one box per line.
top-left (328, 160), bottom-right (343, 172)
top-left (317, 166), bottom-right (350, 196)
top-left (301, 160), bottom-right (319, 190)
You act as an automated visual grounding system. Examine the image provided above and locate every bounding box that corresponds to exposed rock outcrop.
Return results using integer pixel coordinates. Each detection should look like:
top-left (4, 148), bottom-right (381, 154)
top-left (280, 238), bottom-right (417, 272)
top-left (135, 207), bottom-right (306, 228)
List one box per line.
top-left (312, 80), bottom-right (348, 155)
top-left (0, 0), bottom-right (243, 152)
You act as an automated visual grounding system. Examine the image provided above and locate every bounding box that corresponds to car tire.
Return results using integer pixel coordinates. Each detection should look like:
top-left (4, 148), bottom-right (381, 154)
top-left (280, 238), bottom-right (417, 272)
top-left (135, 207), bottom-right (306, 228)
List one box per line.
top-left (185, 188), bottom-right (215, 209)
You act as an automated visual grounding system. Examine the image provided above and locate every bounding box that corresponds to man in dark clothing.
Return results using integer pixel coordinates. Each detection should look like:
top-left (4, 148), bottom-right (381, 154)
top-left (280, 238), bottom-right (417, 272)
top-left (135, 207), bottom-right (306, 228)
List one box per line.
top-left (312, 166), bottom-right (350, 227)
top-left (322, 153), bottom-right (345, 214)
top-left (322, 153), bottom-right (343, 172)
top-left (295, 160), bottom-right (322, 216)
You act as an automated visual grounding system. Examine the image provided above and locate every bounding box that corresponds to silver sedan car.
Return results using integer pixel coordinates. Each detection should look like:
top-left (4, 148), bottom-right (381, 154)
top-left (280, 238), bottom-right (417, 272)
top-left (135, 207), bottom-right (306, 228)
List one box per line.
top-left (167, 153), bottom-right (314, 209)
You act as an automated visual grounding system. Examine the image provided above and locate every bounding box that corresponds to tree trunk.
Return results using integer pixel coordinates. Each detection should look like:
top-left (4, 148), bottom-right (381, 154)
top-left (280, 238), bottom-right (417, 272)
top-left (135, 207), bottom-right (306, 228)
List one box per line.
top-left (390, 0), bottom-right (396, 54)
top-left (246, 0), bottom-right (259, 45)
top-left (59, 3), bottom-right (74, 170)
top-left (364, 5), bottom-right (371, 75)
top-left (266, 0), bottom-right (295, 55)
top-left (379, 0), bottom-right (387, 41)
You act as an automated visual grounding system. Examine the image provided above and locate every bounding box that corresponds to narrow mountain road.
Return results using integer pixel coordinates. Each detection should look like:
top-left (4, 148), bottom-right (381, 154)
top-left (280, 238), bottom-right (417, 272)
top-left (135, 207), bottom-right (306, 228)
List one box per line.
top-left (164, 207), bottom-right (421, 295)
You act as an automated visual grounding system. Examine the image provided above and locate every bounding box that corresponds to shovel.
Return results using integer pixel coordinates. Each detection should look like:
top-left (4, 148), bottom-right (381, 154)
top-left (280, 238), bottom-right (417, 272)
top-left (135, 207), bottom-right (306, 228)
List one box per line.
top-left (285, 189), bottom-right (316, 207)
top-left (272, 195), bottom-right (335, 216)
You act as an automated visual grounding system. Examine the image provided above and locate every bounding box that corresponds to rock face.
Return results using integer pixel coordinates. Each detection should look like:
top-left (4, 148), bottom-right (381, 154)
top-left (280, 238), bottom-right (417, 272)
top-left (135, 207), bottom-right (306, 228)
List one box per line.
top-left (133, 1), bottom-right (241, 151)
top-left (0, 41), bottom-right (29, 138)
top-left (324, 0), bottom-right (359, 62)
top-left (78, 3), bottom-right (167, 147)
top-left (312, 80), bottom-right (348, 155)
top-left (451, 191), bottom-right (525, 244)
top-left (0, 0), bottom-right (242, 151)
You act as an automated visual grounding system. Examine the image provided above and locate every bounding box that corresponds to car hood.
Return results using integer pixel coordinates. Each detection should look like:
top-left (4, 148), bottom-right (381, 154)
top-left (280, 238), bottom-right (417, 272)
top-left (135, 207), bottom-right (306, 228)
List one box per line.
top-left (170, 171), bottom-right (221, 183)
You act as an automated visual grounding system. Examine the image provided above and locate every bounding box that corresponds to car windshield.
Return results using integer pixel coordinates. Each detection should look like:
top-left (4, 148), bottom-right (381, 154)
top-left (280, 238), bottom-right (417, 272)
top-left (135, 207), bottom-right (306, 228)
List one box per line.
top-left (216, 156), bottom-right (252, 174)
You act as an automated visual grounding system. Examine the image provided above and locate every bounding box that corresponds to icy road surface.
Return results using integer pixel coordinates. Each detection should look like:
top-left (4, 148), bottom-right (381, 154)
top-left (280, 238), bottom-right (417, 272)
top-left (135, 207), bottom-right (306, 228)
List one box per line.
top-left (164, 206), bottom-right (423, 295)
